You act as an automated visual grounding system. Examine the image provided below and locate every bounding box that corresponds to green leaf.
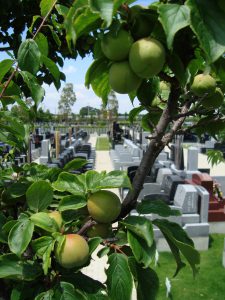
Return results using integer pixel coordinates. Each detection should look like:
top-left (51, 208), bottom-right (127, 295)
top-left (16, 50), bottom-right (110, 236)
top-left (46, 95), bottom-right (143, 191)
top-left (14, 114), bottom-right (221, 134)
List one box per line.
top-left (6, 182), bottom-right (29, 199)
top-left (41, 55), bottom-right (61, 89)
top-left (52, 172), bottom-right (86, 194)
top-left (8, 217), bottom-right (34, 257)
top-left (137, 78), bottom-right (159, 107)
top-left (30, 212), bottom-right (58, 232)
top-left (158, 4), bottom-right (190, 49)
top-left (88, 237), bottom-right (103, 255)
top-left (128, 257), bottom-right (159, 300)
top-left (0, 254), bottom-right (42, 280)
top-left (129, 106), bottom-right (146, 124)
top-left (17, 39), bottom-right (41, 74)
top-left (89, 0), bottom-right (113, 26)
top-left (26, 180), bottom-right (53, 212)
top-left (137, 199), bottom-right (181, 217)
top-left (207, 149), bottom-right (225, 167)
top-left (60, 281), bottom-right (86, 300)
top-left (35, 33), bottom-right (49, 56)
top-left (127, 231), bottom-right (156, 268)
top-left (106, 253), bottom-right (133, 300)
top-left (153, 219), bottom-right (200, 276)
top-left (186, 0), bottom-right (225, 62)
top-left (40, 0), bottom-right (55, 17)
top-left (58, 195), bottom-right (87, 212)
top-left (97, 246), bottom-right (110, 258)
top-left (55, 4), bottom-right (69, 16)
top-left (120, 216), bottom-right (153, 247)
top-left (35, 290), bottom-right (54, 300)
top-left (0, 59), bottom-right (14, 83)
top-left (0, 213), bottom-right (7, 243)
top-left (20, 71), bottom-right (45, 106)
top-left (85, 58), bottom-right (110, 106)
top-left (63, 158), bottom-right (88, 172)
top-left (32, 236), bottom-right (55, 275)
top-left (73, 7), bottom-right (101, 41)
top-left (169, 53), bottom-right (188, 86)
top-left (98, 170), bottom-right (132, 190)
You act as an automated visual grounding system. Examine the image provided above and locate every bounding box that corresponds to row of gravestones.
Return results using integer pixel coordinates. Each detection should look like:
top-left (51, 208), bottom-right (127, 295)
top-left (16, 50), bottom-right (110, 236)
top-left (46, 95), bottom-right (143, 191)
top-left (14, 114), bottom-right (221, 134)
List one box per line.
top-left (39, 131), bottom-right (95, 173)
top-left (118, 142), bottom-right (225, 251)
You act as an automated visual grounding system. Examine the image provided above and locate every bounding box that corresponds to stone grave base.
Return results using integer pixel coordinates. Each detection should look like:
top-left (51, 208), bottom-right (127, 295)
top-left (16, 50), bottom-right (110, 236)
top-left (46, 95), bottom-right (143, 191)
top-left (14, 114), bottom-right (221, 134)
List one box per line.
top-left (209, 222), bottom-right (225, 234)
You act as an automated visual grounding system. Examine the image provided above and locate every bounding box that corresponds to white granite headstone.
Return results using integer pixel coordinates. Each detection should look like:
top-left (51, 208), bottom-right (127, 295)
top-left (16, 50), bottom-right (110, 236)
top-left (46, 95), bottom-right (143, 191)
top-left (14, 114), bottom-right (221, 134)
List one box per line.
top-left (174, 184), bottom-right (198, 214)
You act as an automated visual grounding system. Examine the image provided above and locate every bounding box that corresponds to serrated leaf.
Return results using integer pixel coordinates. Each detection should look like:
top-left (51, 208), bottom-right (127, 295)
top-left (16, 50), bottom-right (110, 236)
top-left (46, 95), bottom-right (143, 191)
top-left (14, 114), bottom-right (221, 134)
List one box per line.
top-left (30, 212), bottom-right (58, 232)
top-left (63, 158), bottom-right (88, 171)
top-left (20, 71), bottom-right (45, 106)
top-left (127, 231), bottom-right (156, 268)
top-left (26, 180), bottom-right (53, 212)
top-left (8, 217), bottom-right (34, 257)
top-left (106, 253), bottom-right (133, 300)
top-left (89, 0), bottom-right (113, 26)
top-left (35, 33), bottom-right (49, 56)
top-left (0, 59), bottom-right (14, 83)
top-left (137, 199), bottom-right (181, 217)
top-left (186, 0), bottom-right (225, 63)
top-left (58, 195), bottom-right (87, 211)
top-left (40, 0), bottom-right (55, 17)
top-left (159, 4), bottom-right (190, 49)
top-left (120, 216), bottom-right (153, 247)
top-left (6, 182), bottom-right (29, 199)
top-left (153, 219), bottom-right (200, 276)
top-left (128, 257), bottom-right (159, 300)
top-left (55, 4), bottom-right (69, 16)
top-left (17, 39), bottom-right (41, 74)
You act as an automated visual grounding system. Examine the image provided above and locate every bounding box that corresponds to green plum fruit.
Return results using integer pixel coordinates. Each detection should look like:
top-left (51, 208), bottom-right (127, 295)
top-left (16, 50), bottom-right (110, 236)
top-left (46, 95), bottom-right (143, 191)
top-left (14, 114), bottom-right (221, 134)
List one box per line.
top-left (101, 29), bottom-right (133, 61)
top-left (202, 87), bottom-right (224, 109)
top-left (87, 223), bottom-right (112, 238)
top-left (109, 61), bottom-right (142, 94)
top-left (56, 234), bottom-right (89, 269)
top-left (191, 74), bottom-right (216, 97)
top-left (87, 190), bottom-right (121, 223)
top-left (129, 37), bottom-right (166, 78)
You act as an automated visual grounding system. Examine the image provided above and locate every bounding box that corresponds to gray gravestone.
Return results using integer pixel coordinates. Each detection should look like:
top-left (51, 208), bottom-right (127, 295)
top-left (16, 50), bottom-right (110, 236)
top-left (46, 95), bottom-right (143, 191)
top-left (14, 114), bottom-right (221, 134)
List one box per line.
top-left (187, 147), bottom-right (198, 171)
top-left (39, 139), bottom-right (50, 164)
top-left (195, 185), bottom-right (209, 223)
top-left (174, 184), bottom-right (198, 214)
top-left (156, 168), bottom-right (173, 186)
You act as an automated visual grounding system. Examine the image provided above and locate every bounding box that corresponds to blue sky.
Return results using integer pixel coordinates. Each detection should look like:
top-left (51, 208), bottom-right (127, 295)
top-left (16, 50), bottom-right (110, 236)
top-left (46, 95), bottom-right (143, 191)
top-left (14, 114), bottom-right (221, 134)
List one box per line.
top-left (1, 0), bottom-right (154, 114)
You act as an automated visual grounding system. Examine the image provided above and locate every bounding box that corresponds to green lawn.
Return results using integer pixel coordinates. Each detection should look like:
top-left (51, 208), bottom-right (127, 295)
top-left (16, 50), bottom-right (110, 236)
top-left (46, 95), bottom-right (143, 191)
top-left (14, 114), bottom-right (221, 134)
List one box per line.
top-left (95, 136), bottom-right (110, 150)
top-left (154, 234), bottom-right (225, 300)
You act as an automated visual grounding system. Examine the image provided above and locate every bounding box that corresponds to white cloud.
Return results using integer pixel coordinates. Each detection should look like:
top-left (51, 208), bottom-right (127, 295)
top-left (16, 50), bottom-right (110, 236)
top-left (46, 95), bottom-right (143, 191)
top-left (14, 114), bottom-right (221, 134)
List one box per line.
top-left (62, 65), bottom-right (77, 75)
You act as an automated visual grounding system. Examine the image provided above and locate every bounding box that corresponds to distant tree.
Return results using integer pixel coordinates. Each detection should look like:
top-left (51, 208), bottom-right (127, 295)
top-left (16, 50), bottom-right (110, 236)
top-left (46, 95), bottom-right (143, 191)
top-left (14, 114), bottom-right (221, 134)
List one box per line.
top-left (79, 106), bottom-right (100, 117)
top-left (107, 91), bottom-right (119, 117)
top-left (58, 83), bottom-right (76, 121)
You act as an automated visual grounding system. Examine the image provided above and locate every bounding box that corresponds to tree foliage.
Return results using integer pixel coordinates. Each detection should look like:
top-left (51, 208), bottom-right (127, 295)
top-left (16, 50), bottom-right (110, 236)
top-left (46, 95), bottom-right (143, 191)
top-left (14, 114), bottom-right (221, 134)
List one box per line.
top-left (58, 83), bottom-right (76, 120)
top-left (0, 0), bottom-right (225, 299)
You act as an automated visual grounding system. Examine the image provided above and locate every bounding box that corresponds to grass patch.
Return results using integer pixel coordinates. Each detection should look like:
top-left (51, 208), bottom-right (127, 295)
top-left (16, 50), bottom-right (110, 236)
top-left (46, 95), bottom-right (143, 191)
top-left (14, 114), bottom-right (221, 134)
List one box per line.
top-left (154, 234), bottom-right (225, 299)
top-left (96, 136), bottom-right (110, 150)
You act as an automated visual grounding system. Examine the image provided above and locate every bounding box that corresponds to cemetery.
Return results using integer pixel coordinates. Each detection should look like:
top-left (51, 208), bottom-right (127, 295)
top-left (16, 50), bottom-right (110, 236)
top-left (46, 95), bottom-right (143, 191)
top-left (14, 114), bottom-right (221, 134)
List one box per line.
top-left (1, 1), bottom-right (225, 299)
